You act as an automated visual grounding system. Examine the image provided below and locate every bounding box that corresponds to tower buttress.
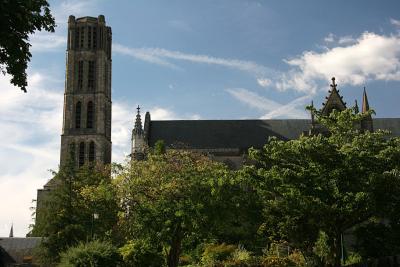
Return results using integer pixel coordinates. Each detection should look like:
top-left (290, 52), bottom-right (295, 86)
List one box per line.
top-left (60, 15), bottom-right (112, 167)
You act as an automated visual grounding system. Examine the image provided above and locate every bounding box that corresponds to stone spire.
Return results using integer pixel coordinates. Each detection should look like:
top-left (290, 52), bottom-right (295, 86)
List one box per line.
top-left (131, 106), bottom-right (146, 160)
top-left (361, 87), bottom-right (373, 132)
top-left (133, 106), bottom-right (143, 135)
top-left (362, 87), bottom-right (370, 113)
top-left (354, 100), bottom-right (359, 114)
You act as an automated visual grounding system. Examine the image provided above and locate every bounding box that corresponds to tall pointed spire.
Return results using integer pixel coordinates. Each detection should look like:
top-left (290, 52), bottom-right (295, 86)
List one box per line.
top-left (133, 105), bottom-right (143, 135)
top-left (362, 87), bottom-right (370, 113)
top-left (9, 223), bottom-right (13, 238)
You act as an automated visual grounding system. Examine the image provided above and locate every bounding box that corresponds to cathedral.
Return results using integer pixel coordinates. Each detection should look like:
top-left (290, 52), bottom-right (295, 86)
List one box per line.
top-left (36, 15), bottom-right (400, 220)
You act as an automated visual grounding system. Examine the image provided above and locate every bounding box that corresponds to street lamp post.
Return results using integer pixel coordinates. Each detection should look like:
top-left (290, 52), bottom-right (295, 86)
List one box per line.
top-left (91, 213), bottom-right (99, 240)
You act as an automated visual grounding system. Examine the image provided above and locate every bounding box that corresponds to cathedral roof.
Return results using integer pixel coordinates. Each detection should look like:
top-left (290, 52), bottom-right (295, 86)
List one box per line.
top-left (148, 119), bottom-right (311, 150)
top-left (147, 118), bottom-right (400, 151)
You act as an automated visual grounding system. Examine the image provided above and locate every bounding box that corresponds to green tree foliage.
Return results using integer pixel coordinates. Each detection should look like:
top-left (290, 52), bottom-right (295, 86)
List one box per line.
top-left (58, 240), bottom-right (121, 267)
top-left (32, 162), bottom-right (119, 265)
top-left (0, 0), bottom-right (55, 92)
top-left (242, 108), bottom-right (400, 266)
top-left (117, 150), bottom-right (247, 267)
top-left (119, 239), bottom-right (164, 267)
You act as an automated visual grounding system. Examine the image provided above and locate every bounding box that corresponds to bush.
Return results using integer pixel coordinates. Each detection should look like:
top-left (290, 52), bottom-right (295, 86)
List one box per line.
top-left (201, 243), bottom-right (236, 266)
top-left (223, 247), bottom-right (256, 266)
top-left (58, 240), bottom-right (121, 267)
top-left (260, 256), bottom-right (297, 267)
top-left (119, 239), bottom-right (164, 267)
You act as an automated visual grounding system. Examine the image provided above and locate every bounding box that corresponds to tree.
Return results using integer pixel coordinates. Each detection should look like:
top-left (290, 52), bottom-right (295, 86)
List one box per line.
top-left (242, 108), bottom-right (400, 267)
top-left (31, 161), bottom-right (120, 265)
top-left (117, 150), bottom-right (239, 267)
top-left (0, 0), bottom-right (55, 92)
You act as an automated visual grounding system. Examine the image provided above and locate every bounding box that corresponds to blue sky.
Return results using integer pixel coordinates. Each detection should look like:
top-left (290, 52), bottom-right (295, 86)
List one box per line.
top-left (1, 0), bottom-right (400, 236)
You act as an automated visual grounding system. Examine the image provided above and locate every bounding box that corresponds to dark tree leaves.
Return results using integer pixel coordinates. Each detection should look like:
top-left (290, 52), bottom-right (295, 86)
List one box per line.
top-left (0, 0), bottom-right (55, 92)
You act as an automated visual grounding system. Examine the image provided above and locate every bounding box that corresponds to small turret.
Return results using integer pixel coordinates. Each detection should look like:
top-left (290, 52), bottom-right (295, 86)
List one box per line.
top-left (361, 87), bottom-right (373, 132)
top-left (131, 106), bottom-right (146, 160)
top-left (354, 100), bottom-right (359, 114)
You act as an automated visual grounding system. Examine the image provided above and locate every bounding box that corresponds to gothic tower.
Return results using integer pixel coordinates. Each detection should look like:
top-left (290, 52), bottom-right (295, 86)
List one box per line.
top-left (60, 15), bottom-right (112, 167)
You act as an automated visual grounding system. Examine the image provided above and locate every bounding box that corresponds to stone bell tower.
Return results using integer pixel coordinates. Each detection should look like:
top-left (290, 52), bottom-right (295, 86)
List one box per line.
top-left (60, 15), bottom-right (112, 167)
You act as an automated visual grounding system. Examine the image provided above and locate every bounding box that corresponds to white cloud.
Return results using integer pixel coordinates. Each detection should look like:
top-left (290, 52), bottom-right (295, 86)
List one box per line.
top-left (226, 88), bottom-right (309, 119)
top-left (52, 0), bottom-right (99, 24)
top-left (338, 35), bottom-right (356, 45)
top-left (0, 73), bottom-right (63, 237)
top-left (113, 43), bottom-right (271, 82)
top-left (30, 33), bottom-right (66, 52)
top-left (257, 78), bottom-right (271, 87)
top-left (324, 33), bottom-right (335, 43)
top-left (113, 44), bottom-right (180, 69)
top-left (277, 32), bottom-right (400, 93)
top-left (390, 18), bottom-right (400, 27)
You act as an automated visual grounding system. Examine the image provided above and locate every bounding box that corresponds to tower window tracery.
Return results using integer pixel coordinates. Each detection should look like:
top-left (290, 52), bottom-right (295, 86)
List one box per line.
top-left (93, 27), bottom-right (97, 48)
top-left (75, 27), bottom-right (80, 49)
top-left (88, 26), bottom-right (92, 48)
top-left (87, 101), bottom-right (94, 128)
top-left (88, 61), bottom-right (96, 90)
top-left (77, 61), bottom-right (83, 90)
top-left (75, 101), bottom-right (82, 129)
top-left (80, 27), bottom-right (84, 48)
top-left (89, 141), bottom-right (95, 162)
top-left (79, 142), bottom-right (85, 167)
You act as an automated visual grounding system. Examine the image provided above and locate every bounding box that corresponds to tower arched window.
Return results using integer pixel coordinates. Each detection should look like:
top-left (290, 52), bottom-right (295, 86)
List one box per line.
top-left (89, 141), bottom-right (95, 163)
top-left (75, 102), bottom-right (82, 129)
top-left (87, 101), bottom-right (94, 128)
top-left (69, 142), bottom-right (76, 161)
top-left (79, 142), bottom-right (85, 167)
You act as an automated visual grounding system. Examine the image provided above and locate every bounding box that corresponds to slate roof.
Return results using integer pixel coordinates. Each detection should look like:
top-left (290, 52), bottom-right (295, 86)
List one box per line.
top-left (148, 119), bottom-right (311, 150)
top-left (0, 237), bottom-right (41, 264)
top-left (148, 118), bottom-right (400, 150)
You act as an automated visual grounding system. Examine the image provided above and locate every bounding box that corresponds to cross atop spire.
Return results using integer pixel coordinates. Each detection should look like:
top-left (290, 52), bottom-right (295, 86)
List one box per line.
top-left (136, 105), bottom-right (140, 113)
top-left (330, 77), bottom-right (337, 90)
top-left (362, 87), bottom-right (370, 113)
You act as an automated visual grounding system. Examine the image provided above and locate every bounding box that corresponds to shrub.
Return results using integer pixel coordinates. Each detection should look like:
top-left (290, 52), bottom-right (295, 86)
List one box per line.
top-left (119, 239), bottom-right (163, 267)
top-left (58, 240), bottom-right (121, 267)
top-left (261, 256), bottom-right (297, 267)
top-left (201, 243), bottom-right (236, 266)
